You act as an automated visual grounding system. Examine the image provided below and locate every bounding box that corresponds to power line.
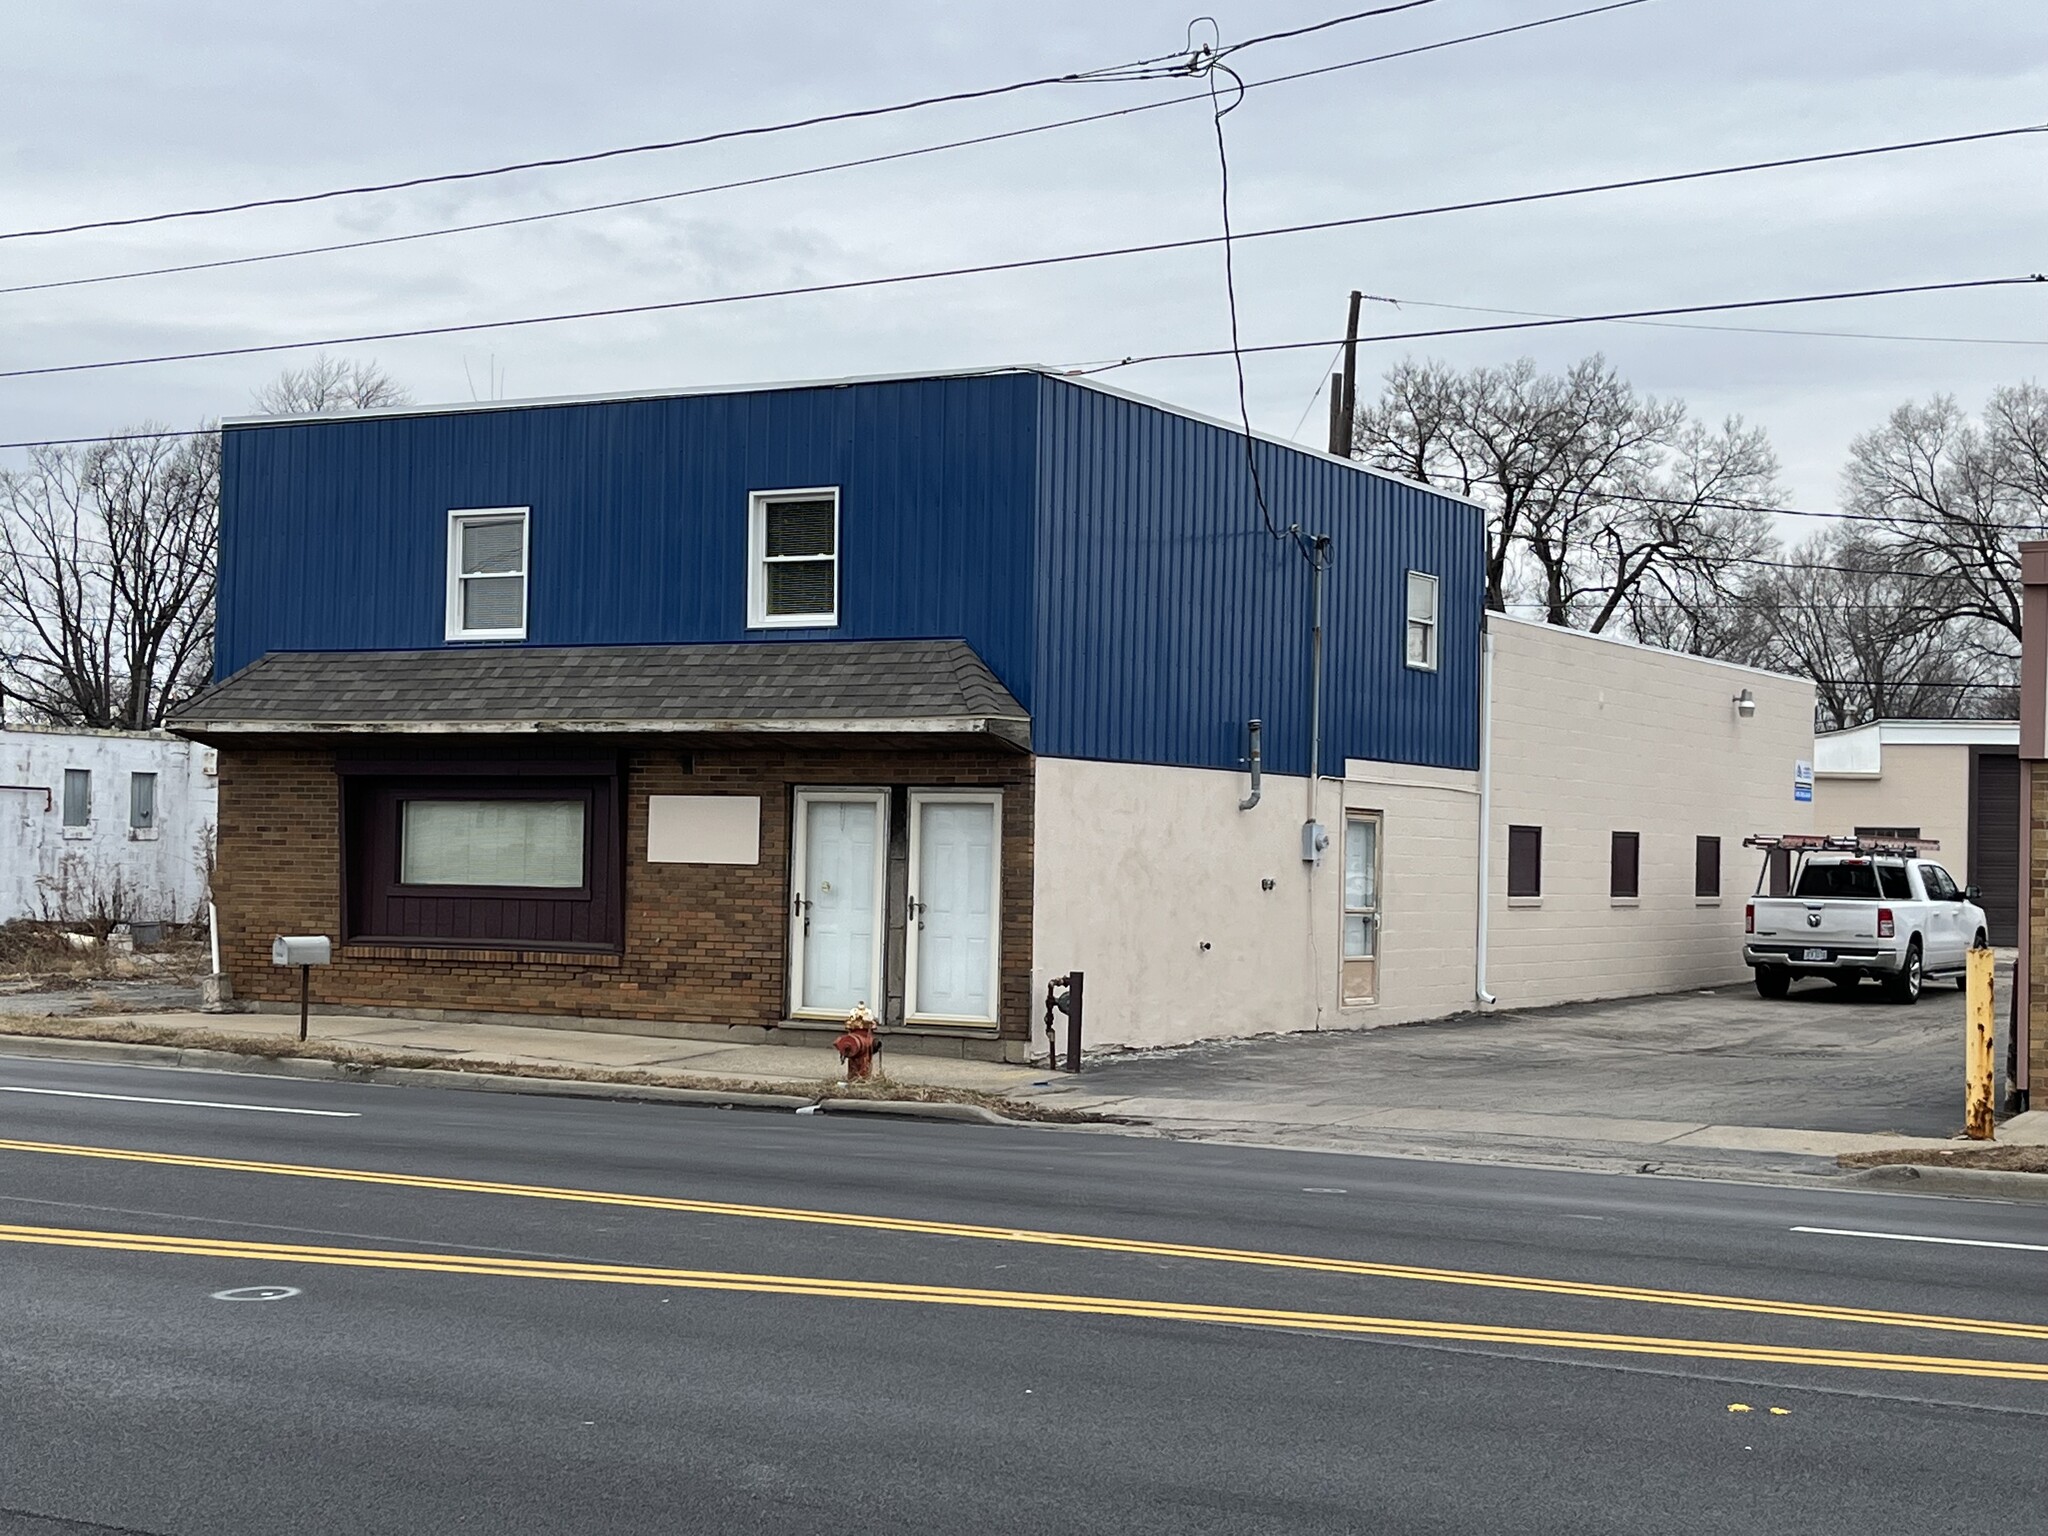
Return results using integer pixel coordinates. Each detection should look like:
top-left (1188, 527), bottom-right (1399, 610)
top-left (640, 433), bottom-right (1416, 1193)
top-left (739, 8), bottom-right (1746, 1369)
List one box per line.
top-left (1075, 274), bottom-right (2048, 377)
top-left (1, 273), bottom-right (2043, 450)
top-left (1346, 291), bottom-right (2048, 349)
top-left (4, 140), bottom-right (2039, 390)
top-left (0, 1), bottom-right (1481, 248)
top-left (1564, 484), bottom-right (2048, 534)
top-left (1204, 59), bottom-right (1294, 548)
top-left (1217, 0), bottom-right (1450, 56)
top-left (0, 53), bottom-right (1204, 246)
top-left (0, 2), bottom-right (1653, 302)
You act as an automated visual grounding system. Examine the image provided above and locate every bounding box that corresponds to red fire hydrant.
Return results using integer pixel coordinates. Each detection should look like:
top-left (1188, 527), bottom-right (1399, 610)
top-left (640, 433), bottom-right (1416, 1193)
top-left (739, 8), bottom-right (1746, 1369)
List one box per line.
top-left (834, 1001), bottom-right (881, 1081)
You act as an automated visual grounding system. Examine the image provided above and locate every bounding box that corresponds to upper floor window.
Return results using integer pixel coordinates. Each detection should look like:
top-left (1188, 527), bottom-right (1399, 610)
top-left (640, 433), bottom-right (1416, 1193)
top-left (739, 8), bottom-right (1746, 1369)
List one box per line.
top-left (61, 768), bottom-right (91, 828)
top-left (1405, 571), bottom-right (1438, 671)
top-left (748, 488), bottom-right (839, 628)
top-left (446, 508), bottom-right (529, 641)
top-left (129, 771), bottom-right (158, 834)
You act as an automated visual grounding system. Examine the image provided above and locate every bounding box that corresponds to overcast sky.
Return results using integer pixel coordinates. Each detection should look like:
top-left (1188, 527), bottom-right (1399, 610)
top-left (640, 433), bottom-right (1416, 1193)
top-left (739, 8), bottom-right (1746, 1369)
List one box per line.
top-left (3, 0), bottom-right (2044, 522)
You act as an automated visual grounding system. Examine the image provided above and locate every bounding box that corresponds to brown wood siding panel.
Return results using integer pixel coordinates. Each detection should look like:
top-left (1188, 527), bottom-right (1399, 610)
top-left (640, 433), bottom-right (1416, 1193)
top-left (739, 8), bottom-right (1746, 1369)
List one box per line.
top-left (1972, 750), bottom-right (2020, 946)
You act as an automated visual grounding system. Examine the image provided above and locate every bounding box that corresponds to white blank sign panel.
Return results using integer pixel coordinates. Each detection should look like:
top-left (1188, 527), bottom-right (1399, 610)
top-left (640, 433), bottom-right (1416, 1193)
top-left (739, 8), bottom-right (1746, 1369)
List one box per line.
top-left (647, 795), bottom-right (761, 865)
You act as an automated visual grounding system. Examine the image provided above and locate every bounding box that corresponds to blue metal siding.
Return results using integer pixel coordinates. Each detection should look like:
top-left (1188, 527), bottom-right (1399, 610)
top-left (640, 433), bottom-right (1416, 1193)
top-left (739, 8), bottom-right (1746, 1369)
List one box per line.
top-left (215, 370), bottom-right (1480, 773)
top-left (216, 374), bottom-right (1043, 699)
top-left (1031, 377), bottom-right (1482, 774)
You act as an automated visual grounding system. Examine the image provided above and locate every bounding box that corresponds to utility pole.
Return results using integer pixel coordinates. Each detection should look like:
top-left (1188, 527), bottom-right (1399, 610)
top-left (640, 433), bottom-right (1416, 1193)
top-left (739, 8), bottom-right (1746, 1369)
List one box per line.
top-left (1325, 290), bottom-right (1363, 457)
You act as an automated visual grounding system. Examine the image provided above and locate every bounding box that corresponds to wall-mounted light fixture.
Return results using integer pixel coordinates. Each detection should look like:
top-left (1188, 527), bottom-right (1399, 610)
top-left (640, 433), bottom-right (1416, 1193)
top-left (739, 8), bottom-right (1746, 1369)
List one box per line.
top-left (1734, 688), bottom-right (1757, 719)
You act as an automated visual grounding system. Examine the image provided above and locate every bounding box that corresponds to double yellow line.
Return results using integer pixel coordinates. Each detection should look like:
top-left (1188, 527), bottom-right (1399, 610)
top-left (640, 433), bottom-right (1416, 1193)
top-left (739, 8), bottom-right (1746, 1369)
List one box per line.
top-left (1, 1135), bottom-right (2043, 1347)
top-left (6, 1217), bottom-right (2048, 1382)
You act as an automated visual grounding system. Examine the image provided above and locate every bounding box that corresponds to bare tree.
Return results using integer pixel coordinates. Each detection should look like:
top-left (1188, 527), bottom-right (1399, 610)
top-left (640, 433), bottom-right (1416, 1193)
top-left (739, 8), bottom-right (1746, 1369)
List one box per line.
top-left (0, 430), bottom-right (219, 727)
top-left (1731, 527), bottom-right (2013, 729)
top-left (1353, 355), bottom-right (1782, 631)
top-left (1, 359), bottom-right (409, 728)
top-left (251, 354), bottom-right (412, 415)
top-left (1356, 357), bottom-right (1573, 613)
top-left (1840, 384), bottom-right (2048, 663)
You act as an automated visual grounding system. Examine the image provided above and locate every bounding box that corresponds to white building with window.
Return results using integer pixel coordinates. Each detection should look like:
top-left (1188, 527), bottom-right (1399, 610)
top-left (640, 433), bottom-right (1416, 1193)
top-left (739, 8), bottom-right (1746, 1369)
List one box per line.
top-left (0, 727), bottom-right (217, 925)
top-left (1034, 616), bottom-right (1817, 1048)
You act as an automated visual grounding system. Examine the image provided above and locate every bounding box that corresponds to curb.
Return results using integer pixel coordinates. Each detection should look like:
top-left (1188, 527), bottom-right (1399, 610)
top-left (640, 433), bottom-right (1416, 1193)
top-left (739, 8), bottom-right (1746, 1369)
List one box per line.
top-left (0, 1035), bottom-right (1027, 1126)
top-left (1840, 1162), bottom-right (2048, 1202)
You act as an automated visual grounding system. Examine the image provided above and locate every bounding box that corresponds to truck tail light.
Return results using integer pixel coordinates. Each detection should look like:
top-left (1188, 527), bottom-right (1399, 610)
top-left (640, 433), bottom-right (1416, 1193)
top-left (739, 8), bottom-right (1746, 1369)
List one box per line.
top-left (1878, 908), bottom-right (1895, 939)
top-left (1745, 903), bottom-right (1754, 934)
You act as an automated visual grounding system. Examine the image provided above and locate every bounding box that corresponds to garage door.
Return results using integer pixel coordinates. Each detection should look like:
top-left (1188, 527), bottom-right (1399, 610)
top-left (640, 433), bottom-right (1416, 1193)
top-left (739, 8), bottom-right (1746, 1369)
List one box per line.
top-left (1970, 751), bottom-right (2019, 945)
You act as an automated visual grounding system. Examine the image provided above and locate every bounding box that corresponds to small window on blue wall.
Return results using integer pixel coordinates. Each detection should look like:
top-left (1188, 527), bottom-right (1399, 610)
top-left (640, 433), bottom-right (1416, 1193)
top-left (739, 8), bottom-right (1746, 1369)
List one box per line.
top-left (748, 488), bottom-right (839, 628)
top-left (446, 508), bottom-right (529, 641)
top-left (1405, 571), bottom-right (1438, 671)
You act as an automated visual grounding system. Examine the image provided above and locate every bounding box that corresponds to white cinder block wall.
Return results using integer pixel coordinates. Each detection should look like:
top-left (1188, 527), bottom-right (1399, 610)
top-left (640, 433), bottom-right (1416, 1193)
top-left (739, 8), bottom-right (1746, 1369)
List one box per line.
top-left (1810, 744), bottom-right (1970, 877)
top-left (1483, 618), bottom-right (1815, 1007)
top-left (1032, 756), bottom-right (1479, 1050)
top-left (1032, 622), bottom-right (1815, 1051)
top-left (0, 727), bottom-right (218, 924)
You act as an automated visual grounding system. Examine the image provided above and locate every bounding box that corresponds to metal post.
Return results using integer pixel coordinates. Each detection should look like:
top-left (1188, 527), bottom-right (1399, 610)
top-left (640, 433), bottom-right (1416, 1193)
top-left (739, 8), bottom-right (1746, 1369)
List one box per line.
top-left (1063, 972), bottom-right (1084, 1074)
top-left (1337, 289), bottom-right (1362, 455)
top-left (1966, 944), bottom-right (1995, 1139)
top-left (1305, 537), bottom-right (1328, 824)
top-left (298, 964), bottom-right (310, 1044)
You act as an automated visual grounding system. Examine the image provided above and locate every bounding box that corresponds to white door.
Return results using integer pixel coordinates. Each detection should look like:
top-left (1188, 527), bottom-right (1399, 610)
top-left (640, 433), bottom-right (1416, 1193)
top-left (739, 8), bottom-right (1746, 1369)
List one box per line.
top-left (1921, 862), bottom-right (1965, 970)
top-left (907, 792), bottom-right (1000, 1024)
top-left (791, 791), bottom-right (886, 1016)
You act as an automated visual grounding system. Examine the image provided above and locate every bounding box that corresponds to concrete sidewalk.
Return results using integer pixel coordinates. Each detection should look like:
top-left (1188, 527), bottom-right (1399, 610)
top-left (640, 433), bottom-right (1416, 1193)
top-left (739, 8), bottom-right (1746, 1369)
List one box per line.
top-left (5, 1007), bottom-right (1046, 1097)
top-left (7, 988), bottom-right (2044, 1179)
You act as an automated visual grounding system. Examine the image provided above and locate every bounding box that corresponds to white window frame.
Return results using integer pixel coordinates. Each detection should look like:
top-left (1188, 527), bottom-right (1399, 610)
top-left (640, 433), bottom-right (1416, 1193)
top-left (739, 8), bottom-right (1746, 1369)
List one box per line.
top-left (128, 770), bottom-right (160, 840)
top-left (445, 507), bottom-right (530, 642)
top-left (1405, 570), bottom-right (1439, 672)
top-left (788, 788), bottom-right (890, 1021)
top-left (747, 487), bottom-right (840, 630)
top-left (1341, 812), bottom-right (1381, 1006)
top-left (905, 789), bottom-right (1003, 1028)
top-left (61, 767), bottom-right (92, 838)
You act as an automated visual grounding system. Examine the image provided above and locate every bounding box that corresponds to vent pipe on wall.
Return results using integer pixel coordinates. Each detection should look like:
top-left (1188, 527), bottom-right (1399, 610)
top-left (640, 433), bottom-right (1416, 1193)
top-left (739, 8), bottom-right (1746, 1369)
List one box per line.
top-left (1238, 719), bottom-right (1263, 811)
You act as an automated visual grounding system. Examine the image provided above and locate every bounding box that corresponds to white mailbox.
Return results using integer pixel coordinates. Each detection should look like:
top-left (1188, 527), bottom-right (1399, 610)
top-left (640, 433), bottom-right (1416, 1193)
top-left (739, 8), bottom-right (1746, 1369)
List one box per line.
top-left (271, 935), bottom-right (332, 967)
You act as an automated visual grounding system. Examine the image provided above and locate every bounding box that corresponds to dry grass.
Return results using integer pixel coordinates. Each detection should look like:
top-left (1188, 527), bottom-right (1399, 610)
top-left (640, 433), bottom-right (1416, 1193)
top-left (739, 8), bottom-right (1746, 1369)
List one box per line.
top-left (0, 920), bottom-right (209, 983)
top-left (1838, 1144), bottom-right (2048, 1174)
top-left (0, 1015), bottom-right (1097, 1124)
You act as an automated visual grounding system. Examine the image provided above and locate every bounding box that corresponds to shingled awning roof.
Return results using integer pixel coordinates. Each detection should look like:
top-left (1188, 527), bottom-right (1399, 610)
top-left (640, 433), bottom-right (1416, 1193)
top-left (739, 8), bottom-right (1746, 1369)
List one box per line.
top-left (170, 641), bottom-right (1029, 748)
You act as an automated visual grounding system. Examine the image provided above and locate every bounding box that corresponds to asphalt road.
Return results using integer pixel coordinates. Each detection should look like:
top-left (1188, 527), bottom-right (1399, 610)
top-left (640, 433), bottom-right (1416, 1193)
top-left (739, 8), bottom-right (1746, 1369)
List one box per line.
top-left (1, 1053), bottom-right (2045, 1535)
top-left (1076, 972), bottom-right (2003, 1139)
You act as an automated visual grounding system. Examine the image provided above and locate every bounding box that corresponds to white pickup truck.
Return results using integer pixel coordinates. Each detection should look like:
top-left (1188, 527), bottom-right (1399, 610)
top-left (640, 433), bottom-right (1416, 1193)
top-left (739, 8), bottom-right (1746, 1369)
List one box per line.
top-left (1743, 836), bottom-right (1988, 1004)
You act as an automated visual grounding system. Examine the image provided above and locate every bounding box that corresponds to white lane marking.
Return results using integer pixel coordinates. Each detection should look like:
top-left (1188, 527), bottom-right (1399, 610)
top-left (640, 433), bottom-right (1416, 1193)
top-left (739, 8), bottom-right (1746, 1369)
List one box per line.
top-left (0, 1086), bottom-right (358, 1118)
top-left (1792, 1225), bottom-right (2048, 1254)
top-left (212, 1286), bottom-right (301, 1301)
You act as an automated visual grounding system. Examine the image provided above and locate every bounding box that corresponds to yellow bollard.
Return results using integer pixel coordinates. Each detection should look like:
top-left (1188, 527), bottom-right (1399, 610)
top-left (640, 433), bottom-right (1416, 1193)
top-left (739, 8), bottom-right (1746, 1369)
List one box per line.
top-left (1965, 945), bottom-right (1996, 1141)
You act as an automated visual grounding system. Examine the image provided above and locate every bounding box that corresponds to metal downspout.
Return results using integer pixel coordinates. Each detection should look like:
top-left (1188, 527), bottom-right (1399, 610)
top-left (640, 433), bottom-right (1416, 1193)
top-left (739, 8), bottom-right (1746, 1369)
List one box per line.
top-left (1306, 538), bottom-right (1327, 822)
top-left (1474, 620), bottom-right (1498, 1005)
top-left (1305, 536), bottom-right (1330, 1032)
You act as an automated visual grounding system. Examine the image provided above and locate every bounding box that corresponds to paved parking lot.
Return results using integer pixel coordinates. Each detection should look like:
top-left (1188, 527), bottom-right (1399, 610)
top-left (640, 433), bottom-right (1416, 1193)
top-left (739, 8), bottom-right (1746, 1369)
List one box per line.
top-left (1058, 964), bottom-right (2014, 1143)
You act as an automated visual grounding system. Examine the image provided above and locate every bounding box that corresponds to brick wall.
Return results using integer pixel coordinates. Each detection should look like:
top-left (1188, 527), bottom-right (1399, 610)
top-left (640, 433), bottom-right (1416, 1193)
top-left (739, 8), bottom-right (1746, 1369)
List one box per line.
top-left (214, 739), bottom-right (1034, 1042)
top-left (2031, 766), bottom-right (2048, 1094)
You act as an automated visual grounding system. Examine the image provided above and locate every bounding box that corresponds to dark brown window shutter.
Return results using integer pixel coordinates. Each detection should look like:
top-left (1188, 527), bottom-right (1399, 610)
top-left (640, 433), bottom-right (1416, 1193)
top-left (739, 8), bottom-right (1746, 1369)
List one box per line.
top-left (1610, 831), bottom-right (1640, 899)
top-left (1695, 835), bottom-right (1721, 898)
top-left (1507, 825), bottom-right (1542, 898)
